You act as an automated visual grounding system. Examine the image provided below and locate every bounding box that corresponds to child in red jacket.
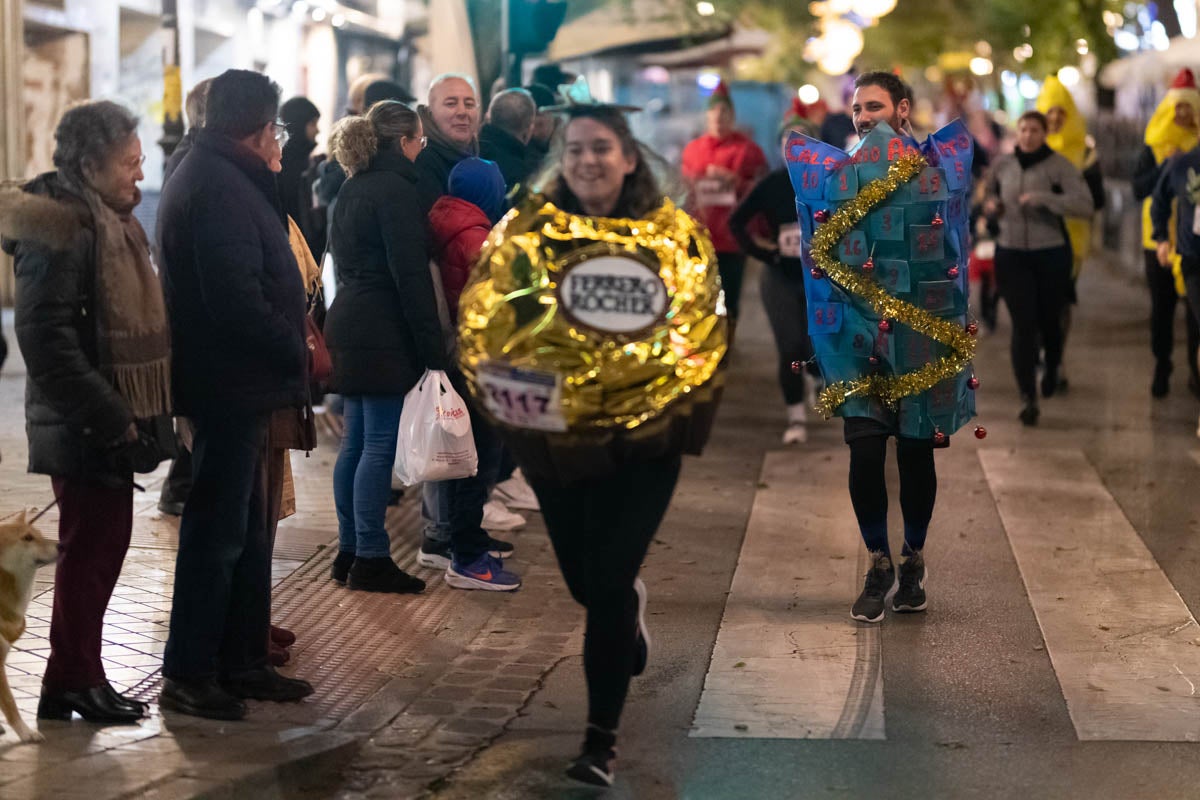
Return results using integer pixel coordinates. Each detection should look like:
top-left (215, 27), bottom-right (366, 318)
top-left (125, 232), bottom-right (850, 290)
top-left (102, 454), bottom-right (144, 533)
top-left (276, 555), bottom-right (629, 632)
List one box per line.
top-left (429, 157), bottom-right (506, 319)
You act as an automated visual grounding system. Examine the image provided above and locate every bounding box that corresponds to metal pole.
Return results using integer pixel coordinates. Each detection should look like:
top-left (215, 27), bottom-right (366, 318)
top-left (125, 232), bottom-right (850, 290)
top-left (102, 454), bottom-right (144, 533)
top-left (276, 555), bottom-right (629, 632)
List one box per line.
top-left (0, 0), bottom-right (25, 305)
top-left (502, 0), bottom-right (522, 89)
top-left (159, 0), bottom-right (184, 162)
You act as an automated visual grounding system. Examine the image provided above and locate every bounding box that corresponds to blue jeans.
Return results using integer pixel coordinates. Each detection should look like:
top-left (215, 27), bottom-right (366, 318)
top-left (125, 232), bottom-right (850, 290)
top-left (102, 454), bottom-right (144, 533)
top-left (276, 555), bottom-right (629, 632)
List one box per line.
top-left (333, 394), bottom-right (404, 559)
top-left (420, 374), bottom-right (504, 563)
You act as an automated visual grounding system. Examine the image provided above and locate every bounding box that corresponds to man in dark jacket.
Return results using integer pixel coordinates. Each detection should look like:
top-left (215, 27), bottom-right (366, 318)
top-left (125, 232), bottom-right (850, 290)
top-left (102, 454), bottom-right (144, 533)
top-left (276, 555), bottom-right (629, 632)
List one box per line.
top-left (479, 88), bottom-right (536, 192)
top-left (157, 69), bottom-right (313, 721)
top-left (416, 73), bottom-right (480, 203)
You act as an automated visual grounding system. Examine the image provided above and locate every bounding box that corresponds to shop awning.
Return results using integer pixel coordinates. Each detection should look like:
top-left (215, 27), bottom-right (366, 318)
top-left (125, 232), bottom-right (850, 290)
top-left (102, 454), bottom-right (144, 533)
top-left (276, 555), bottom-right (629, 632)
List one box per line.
top-left (546, 0), bottom-right (730, 61)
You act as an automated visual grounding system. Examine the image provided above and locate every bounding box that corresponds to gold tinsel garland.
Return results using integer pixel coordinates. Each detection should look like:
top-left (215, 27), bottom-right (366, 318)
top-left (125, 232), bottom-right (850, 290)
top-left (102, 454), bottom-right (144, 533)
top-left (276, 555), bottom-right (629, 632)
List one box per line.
top-left (810, 152), bottom-right (976, 418)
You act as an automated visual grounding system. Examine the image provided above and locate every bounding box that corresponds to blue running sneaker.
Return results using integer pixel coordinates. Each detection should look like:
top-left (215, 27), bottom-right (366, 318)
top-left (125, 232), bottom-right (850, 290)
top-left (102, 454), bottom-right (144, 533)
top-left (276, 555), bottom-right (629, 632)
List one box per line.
top-left (445, 553), bottom-right (521, 592)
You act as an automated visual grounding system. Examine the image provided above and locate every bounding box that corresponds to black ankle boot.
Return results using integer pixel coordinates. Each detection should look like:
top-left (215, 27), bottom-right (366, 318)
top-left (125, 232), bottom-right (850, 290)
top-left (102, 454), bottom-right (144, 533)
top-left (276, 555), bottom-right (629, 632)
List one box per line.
top-left (331, 550), bottom-right (355, 585)
top-left (348, 557), bottom-right (426, 594)
top-left (38, 686), bottom-right (144, 723)
top-left (102, 681), bottom-right (148, 715)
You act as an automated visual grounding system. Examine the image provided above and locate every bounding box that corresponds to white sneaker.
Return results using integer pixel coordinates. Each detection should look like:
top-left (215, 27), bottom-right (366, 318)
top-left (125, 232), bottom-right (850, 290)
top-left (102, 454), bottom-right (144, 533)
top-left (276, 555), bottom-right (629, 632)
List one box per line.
top-left (782, 423), bottom-right (808, 445)
top-left (482, 498), bottom-right (526, 531)
top-left (493, 469), bottom-right (539, 511)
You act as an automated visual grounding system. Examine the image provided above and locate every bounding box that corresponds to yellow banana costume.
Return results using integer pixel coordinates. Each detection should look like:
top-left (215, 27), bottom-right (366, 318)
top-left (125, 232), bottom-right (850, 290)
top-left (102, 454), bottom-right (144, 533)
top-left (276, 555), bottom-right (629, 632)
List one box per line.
top-left (1036, 76), bottom-right (1097, 278)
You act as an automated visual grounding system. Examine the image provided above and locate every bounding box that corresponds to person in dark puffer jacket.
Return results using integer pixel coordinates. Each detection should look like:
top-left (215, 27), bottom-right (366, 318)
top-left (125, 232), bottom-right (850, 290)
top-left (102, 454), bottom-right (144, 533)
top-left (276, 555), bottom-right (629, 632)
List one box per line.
top-left (324, 100), bottom-right (446, 595)
top-left (1, 100), bottom-right (174, 728)
top-left (157, 69), bottom-right (313, 722)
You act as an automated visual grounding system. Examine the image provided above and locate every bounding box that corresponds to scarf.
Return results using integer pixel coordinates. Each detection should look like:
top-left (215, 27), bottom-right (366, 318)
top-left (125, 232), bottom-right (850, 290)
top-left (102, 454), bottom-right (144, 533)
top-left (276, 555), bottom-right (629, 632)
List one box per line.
top-left (1015, 144), bottom-right (1054, 170)
top-left (68, 177), bottom-right (171, 418)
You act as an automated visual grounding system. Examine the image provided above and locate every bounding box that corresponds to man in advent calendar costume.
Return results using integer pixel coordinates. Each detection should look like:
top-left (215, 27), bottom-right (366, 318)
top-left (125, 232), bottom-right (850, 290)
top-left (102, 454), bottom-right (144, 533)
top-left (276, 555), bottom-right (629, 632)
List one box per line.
top-left (785, 71), bottom-right (982, 623)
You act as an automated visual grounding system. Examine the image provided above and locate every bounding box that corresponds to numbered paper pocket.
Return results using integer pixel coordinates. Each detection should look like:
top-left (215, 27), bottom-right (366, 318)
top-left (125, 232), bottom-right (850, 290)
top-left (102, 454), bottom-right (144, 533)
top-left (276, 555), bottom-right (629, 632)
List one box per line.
top-left (827, 166), bottom-right (859, 201)
top-left (875, 258), bottom-right (911, 294)
top-left (838, 230), bottom-right (869, 266)
top-left (808, 301), bottom-right (844, 334)
top-left (913, 167), bottom-right (949, 201)
top-left (909, 225), bottom-right (945, 262)
top-left (477, 363), bottom-right (567, 432)
top-left (869, 206), bottom-right (905, 241)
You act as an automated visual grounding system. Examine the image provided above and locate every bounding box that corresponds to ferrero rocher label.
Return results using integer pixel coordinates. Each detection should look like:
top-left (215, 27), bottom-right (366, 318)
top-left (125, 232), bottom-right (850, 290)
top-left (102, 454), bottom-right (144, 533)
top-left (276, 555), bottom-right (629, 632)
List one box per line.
top-left (457, 196), bottom-right (727, 436)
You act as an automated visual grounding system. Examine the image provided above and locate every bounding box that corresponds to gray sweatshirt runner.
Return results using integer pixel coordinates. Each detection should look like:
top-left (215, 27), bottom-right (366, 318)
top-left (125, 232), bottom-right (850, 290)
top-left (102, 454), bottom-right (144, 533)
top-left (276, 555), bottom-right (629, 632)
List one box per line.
top-left (985, 147), bottom-right (1095, 252)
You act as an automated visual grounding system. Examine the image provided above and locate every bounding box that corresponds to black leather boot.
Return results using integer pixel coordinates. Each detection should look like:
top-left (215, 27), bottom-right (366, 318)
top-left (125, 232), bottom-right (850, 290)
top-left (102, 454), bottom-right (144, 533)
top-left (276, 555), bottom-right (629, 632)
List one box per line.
top-left (159, 677), bottom-right (247, 720)
top-left (38, 686), bottom-right (144, 723)
top-left (348, 557), bottom-right (426, 594)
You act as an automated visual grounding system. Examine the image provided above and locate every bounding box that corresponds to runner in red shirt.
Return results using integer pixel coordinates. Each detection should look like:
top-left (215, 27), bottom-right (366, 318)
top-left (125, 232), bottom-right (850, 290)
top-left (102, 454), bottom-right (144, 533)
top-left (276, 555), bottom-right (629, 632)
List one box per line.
top-left (681, 81), bottom-right (767, 323)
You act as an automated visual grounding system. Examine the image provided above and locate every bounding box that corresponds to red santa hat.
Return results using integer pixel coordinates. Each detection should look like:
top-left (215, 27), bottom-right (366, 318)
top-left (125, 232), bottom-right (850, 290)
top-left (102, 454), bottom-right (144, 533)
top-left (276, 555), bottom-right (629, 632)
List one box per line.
top-left (708, 80), bottom-right (733, 110)
top-left (1171, 68), bottom-right (1196, 90)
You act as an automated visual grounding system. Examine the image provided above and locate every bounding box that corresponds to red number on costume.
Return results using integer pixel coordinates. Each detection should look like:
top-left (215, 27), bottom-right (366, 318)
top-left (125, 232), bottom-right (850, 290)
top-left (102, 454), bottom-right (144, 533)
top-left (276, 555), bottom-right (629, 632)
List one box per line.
top-left (839, 172), bottom-right (849, 192)
top-left (815, 308), bottom-right (824, 325)
top-left (955, 161), bottom-right (965, 180)
top-left (924, 288), bottom-right (947, 310)
top-left (803, 171), bottom-right (819, 190)
top-left (917, 231), bottom-right (938, 252)
top-left (882, 210), bottom-right (892, 232)
top-left (842, 238), bottom-right (863, 257)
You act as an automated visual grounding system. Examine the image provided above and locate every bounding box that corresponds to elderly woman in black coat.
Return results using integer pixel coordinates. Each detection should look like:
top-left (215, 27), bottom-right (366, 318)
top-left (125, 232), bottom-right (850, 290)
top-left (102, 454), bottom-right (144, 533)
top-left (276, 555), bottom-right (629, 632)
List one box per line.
top-left (1, 101), bottom-right (174, 727)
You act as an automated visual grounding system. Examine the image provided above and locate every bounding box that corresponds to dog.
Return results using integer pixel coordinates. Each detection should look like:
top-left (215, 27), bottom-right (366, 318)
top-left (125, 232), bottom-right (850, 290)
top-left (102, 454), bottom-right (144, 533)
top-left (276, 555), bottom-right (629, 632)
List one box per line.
top-left (0, 512), bottom-right (58, 743)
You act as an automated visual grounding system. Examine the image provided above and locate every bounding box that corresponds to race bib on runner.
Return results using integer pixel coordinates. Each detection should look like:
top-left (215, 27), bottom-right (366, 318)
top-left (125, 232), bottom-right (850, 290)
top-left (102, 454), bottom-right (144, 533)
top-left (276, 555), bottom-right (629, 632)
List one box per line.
top-left (696, 177), bottom-right (737, 208)
top-left (778, 223), bottom-right (802, 258)
top-left (477, 363), bottom-right (567, 432)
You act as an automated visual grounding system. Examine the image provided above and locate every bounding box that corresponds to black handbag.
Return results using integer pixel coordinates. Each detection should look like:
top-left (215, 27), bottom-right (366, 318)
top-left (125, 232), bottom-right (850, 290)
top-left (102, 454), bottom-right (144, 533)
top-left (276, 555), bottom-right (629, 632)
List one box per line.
top-left (109, 415), bottom-right (180, 474)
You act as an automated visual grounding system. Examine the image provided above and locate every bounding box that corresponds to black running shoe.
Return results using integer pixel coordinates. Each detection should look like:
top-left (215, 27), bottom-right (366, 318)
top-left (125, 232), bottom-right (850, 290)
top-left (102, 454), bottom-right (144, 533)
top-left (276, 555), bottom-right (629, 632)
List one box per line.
top-left (892, 551), bottom-right (928, 613)
top-left (566, 726), bottom-right (617, 787)
top-left (851, 553), bottom-right (896, 623)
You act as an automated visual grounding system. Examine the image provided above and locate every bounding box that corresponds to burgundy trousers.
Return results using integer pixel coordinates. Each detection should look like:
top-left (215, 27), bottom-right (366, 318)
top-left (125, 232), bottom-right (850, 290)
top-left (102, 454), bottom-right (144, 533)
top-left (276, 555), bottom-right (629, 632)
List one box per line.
top-left (42, 476), bottom-right (133, 692)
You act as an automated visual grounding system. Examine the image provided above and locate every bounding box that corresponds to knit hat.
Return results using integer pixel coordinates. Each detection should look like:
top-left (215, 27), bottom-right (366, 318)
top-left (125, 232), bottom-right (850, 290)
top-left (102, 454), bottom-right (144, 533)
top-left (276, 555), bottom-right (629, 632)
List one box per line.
top-left (279, 96), bottom-right (320, 129)
top-left (708, 80), bottom-right (733, 110)
top-left (364, 79), bottom-right (416, 108)
top-left (1172, 68), bottom-right (1197, 90)
top-left (449, 157), bottom-right (506, 224)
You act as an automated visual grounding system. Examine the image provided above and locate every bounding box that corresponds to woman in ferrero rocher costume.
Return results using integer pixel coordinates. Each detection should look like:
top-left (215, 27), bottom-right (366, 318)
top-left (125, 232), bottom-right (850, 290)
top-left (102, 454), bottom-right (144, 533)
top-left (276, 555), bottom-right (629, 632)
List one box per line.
top-left (458, 79), bottom-right (726, 787)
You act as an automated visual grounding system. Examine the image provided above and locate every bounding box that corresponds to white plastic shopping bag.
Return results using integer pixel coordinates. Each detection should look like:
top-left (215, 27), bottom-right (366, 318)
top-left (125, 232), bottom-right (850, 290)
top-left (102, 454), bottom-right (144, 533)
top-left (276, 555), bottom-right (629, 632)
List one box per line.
top-left (394, 370), bottom-right (478, 485)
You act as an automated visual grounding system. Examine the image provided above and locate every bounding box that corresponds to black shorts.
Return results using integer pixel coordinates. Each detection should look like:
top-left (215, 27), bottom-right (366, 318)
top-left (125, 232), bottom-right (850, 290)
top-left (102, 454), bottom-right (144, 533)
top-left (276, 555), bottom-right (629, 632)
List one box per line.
top-left (843, 416), bottom-right (897, 444)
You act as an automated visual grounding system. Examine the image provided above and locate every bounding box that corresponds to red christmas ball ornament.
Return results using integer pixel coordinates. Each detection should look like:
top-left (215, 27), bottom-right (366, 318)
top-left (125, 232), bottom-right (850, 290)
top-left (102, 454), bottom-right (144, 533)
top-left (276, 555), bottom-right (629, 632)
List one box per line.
top-left (862, 257), bottom-right (875, 274)
top-left (868, 355), bottom-right (880, 366)
top-left (931, 212), bottom-right (945, 227)
top-left (814, 209), bottom-right (829, 223)
top-left (966, 322), bottom-right (979, 336)
top-left (810, 267), bottom-right (825, 279)
top-left (967, 376), bottom-right (980, 390)
top-left (933, 430), bottom-right (949, 446)
top-left (878, 319), bottom-right (892, 333)
top-left (791, 360), bottom-right (803, 374)
top-left (947, 266), bottom-right (960, 279)
top-left (974, 426), bottom-right (988, 440)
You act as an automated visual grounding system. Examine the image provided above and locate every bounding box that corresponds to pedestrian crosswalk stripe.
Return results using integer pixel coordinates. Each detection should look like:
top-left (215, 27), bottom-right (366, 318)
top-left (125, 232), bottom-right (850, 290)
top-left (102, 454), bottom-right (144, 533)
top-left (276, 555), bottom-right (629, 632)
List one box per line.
top-left (690, 449), bottom-right (886, 740)
top-left (980, 448), bottom-right (1200, 741)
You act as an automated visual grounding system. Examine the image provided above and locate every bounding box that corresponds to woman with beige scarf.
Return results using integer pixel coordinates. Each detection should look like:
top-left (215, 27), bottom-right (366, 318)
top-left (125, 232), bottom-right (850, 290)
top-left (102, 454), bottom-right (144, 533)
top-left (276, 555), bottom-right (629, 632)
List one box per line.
top-left (1, 100), bottom-right (175, 726)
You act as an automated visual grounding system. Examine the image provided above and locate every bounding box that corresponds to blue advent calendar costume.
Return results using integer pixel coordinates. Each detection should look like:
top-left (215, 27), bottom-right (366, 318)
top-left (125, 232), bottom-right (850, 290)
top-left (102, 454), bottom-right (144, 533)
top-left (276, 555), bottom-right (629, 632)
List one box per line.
top-left (784, 120), bottom-right (976, 441)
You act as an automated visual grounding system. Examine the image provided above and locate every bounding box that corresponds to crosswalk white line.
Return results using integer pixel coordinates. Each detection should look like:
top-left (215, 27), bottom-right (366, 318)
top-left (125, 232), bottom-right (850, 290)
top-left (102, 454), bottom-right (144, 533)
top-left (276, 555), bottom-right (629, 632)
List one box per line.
top-left (690, 449), bottom-right (886, 740)
top-left (980, 448), bottom-right (1200, 741)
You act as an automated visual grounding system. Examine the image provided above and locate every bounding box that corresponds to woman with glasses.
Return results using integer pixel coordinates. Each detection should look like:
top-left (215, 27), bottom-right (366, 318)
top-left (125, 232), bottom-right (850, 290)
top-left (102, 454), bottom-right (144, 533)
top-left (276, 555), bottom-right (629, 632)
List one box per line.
top-left (323, 100), bottom-right (448, 593)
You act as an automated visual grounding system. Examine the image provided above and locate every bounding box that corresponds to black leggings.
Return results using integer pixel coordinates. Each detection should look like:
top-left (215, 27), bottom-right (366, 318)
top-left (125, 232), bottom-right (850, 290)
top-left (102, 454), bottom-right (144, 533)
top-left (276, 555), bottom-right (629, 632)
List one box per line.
top-left (995, 245), bottom-right (1073, 399)
top-left (529, 453), bottom-right (682, 732)
top-left (848, 434), bottom-right (936, 554)
top-left (1146, 249), bottom-right (1200, 379)
top-left (760, 264), bottom-right (813, 405)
